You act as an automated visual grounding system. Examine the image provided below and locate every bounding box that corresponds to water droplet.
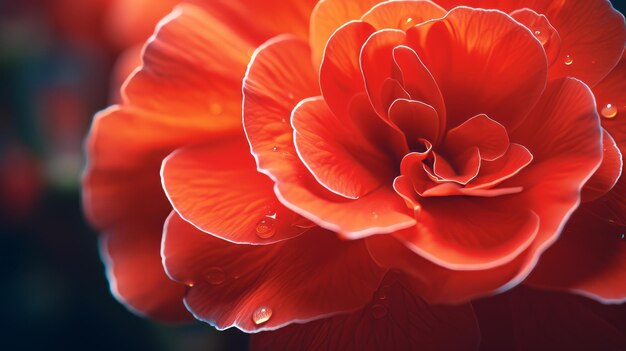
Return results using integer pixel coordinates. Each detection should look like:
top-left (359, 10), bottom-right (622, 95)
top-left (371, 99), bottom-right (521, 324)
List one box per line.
top-left (371, 304), bottom-right (388, 319)
top-left (287, 93), bottom-right (295, 100)
top-left (564, 54), bottom-right (573, 66)
top-left (404, 17), bottom-right (414, 26)
top-left (206, 267), bottom-right (226, 285)
top-left (184, 280), bottom-right (195, 288)
top-left (601, 103), bottom-right (618, 119)
top-left (281, 117), bottom-right (287, 123)
top-left (272, 146), bottom-right (279, 152)
top-left (620, 233), bottom-right (625, 241)
top-left (533, 28), bottom-right (549, 45)
top-left (256, 217), bottom-right (276, 239)
top-left (371, 211), bottom-right (379, 220)
top-left (252, 306), bottom-right (272, 325)
top-left (210, 103), bottom-right (223, 116)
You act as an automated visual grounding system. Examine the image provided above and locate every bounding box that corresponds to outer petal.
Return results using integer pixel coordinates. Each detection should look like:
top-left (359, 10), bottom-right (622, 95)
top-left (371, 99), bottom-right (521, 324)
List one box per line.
top-left (83, 5), bottom-right (253, 320)
top-left (100, 219), bottom-right (189, 322)
top-left (250, 273), bottom-right (480, 351)
top-left (310, 0), bottom-right (380, 66)
top-left (589, 53), bottom-right (626, 225)
top-left (405, 7), bottom-right (548, 130)
top-left (161, 139), bottom-right (308, 244)
top-left (474, 286), bottom-right (626, 351)
top-left (366, 235), bottom-right (539, 304)
top-left (581, 130), bottom-right (622, 202)
top-left (162, 212), bottom-right (385, 332)
top-left (195, 0), bottom-right (318, 42)
top-left (243, 34), bottom-right (415, 237)
top-left (437, 0), bottom-right (626, 86)
top-left (527, 209), bottom-right (626, 303)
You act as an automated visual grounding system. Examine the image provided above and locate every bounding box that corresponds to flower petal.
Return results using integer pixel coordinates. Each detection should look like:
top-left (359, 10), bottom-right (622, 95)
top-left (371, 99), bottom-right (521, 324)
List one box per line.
top-left (361, 0), bottom-right (447, 31)
top-left (250, 272), bottom-right (480, 351)
top-left (83, 5), bottom-right (252, 319)
top-left (320, 21), bottom-right (376, 118)
top-left (581, 130), bottom-right (623, 202)
top-left (242, 31), bottom-right (415, 237)
top-left (293, 97), bottom-right (394, 199)
top-left (366, 234), bottom-right (538, 303)
top-left (395, 198), bottom-right (540, 269)
top-left (100, 219), bottom-right (190, 322)
top-left (196, 0), bottom-right (317, 42)
top-left (310, 0), bottom-right (380, 66)
top-left (161, 140), bottom-right (308, 244)
top-left (437, 0), bottom-right (626, 86)
top-left (162, 212), bottom-right (385, 332)
top-left (588, 53), bottom-right (626, 225)
top-left (405, 7), bottom-right (548, 130)
top-left (527, 209), bottom-right (626, 304)
top-left (242, 35), bottom-right (318, 182)
top-left (443, 114), bottom-right (509, 162)
top-left (474, 286), bottom-right (626, 350)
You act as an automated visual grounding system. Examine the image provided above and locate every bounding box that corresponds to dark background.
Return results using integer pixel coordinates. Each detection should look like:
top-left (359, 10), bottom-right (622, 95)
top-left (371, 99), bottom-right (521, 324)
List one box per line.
top-left (1, 1), bottom-right (625, 350)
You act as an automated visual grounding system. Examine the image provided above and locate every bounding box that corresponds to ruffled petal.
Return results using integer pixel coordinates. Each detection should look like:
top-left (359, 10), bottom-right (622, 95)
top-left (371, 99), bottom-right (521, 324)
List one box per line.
top-left (161, 140), bottom-right (308, 244)
top-left (395, 197), bottom-right (540, 269)
top-left (366, 234), bottom-right (539, 303)
top-left (242, 31), bottom-right (415, 237)
top-left (293, 97), bottom-right (394, 199)
top-left (243, 36), bottom-right (318, 182)
top-left (443, 114), bottom-right (509, 162)
top-left (250, 272), bottom-right (480, 351)
top-left (162, 212), bottom-right (385, 332)
top-left (83, 5), bottom-right (252, 319)
top-left (405, 6), bottom-right (548, 130)
top-left (437, 0), bottom-right (626, 87)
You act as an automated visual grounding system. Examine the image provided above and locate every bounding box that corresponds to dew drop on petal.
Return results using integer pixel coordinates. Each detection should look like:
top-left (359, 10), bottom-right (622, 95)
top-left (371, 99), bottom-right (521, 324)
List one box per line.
top-left (272, 146), bottom-right (279, 152)
top-left (371, 304), bottom-right (388, 319)
top-left (371, 211), bottom-right (379, 220)
top-left (564, 54), bottom-right (573, 66)
top-left (206, 267), bottom-right (226, 285)
top-left (287, 93), bottom-right (295, 101)
top-left (620, 233), bottom-right (625, 241)
top-left (184, 280), bottom-right (195, 288)
top-left (404, 17), bottom-right (413, 25)
top-left (601, 104), bottom-right (618, 119)
top-left (256, 217), bottom-right (276, 239)
top-left (252, 306), bottom-right (272, 325)
top-left (533, 28), bottom-right (549, 45)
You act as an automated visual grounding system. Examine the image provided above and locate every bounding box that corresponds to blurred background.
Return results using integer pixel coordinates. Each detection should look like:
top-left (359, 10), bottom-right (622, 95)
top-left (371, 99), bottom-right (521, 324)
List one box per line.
top-left (1, 1), bottom-right (625, 350)
top-left (0, 0), bottom-right (248, 349)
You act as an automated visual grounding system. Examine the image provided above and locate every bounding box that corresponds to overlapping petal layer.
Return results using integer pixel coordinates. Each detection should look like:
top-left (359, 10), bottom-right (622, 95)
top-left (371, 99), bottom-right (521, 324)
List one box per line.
top-left (162, 212), bottom-right (385, 332)
top-left (250, 273), bottom-right (480, 351)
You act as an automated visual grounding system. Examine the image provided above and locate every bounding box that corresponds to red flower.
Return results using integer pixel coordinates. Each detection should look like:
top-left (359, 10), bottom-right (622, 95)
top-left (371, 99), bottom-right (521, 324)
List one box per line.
top-left (83, 0), bottom-right (626, 348)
